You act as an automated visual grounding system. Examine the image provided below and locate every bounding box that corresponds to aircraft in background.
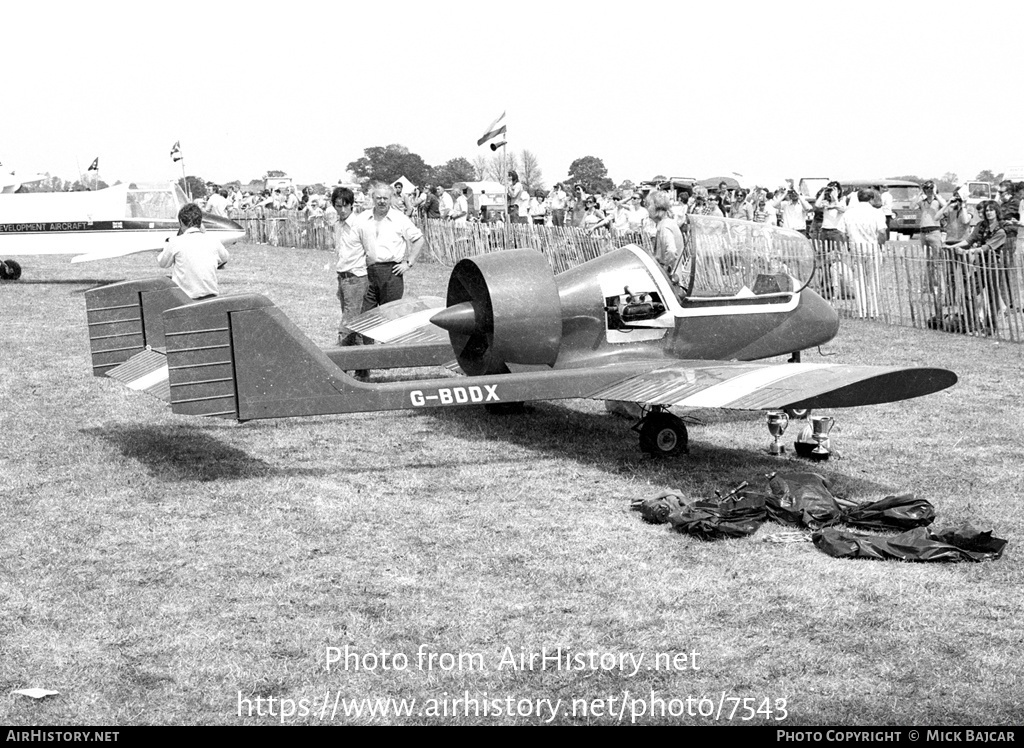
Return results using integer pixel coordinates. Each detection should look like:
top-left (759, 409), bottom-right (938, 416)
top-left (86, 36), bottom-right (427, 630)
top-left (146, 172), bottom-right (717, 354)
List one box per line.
top-left (0, 181), bottom-right (245, 280)
top-left (0, 165), bottom-right (48, 194)
top-left (84, 217), bottom-right (957, 456)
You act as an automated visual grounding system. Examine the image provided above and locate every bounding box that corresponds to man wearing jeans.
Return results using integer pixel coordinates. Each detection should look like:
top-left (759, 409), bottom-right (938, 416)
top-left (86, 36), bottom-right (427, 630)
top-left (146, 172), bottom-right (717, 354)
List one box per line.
top-left (330, 186), bottom-right (369, 359)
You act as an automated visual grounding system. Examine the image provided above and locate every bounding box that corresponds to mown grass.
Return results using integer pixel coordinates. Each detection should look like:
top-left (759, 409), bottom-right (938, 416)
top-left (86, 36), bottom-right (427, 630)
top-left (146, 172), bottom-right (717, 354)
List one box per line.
top-left (1, 245), bottom-right (1022, 726)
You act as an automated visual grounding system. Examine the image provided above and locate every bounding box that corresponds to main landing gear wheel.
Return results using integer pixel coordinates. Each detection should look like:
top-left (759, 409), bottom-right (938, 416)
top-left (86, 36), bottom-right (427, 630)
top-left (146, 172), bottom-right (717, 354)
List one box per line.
top-left (0, 260), bottom-right (22, 280)
top-left (638, 411), bottom-right (689, 457)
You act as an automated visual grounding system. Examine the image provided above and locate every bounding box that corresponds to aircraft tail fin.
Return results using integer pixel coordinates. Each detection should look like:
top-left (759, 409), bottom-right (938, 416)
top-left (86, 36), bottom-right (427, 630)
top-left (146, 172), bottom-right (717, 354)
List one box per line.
top-left (85, 278), bottom-right (191, 377)
top-left (162, 293), bottom-right (357, 420)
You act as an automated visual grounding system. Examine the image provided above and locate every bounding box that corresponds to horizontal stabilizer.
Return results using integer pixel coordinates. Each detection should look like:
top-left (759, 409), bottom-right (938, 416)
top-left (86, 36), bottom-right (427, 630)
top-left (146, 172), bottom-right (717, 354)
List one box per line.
top-left (106, 348), bottom-right (170, 402)
top-left (85, 277), bottom-right (191, 376)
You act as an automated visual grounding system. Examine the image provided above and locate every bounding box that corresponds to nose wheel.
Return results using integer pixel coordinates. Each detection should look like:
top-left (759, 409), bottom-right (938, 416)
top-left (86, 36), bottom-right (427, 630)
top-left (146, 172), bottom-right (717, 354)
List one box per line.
top-left (634, 407), bottom-right (689, 457)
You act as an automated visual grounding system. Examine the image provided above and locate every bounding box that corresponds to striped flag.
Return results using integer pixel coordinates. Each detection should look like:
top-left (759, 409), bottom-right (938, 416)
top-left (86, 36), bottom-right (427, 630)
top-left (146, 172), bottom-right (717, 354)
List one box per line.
top-left (170, 141), bottom-right (182, 162)
top-left (87, 158), bottom-right (99, 171)
top-left (476, 111), bottom-right (506, 147)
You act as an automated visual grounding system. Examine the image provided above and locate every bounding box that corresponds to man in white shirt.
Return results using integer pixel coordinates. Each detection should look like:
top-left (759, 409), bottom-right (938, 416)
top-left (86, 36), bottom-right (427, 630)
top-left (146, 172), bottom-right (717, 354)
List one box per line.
top-left (329, 186), bottom-right (369, 348)
top-left (205, 188), bottom-right (230, 217)
top-left (450, 187), bottom-right (469, 223)
top-left (358, 182), bottom-right (425, 313)
top-left (844, 188), bottom-right (888, 318)
top-left (547, 183), bottom-right (568, 227)
top-left (437, 186), bottom-right (454, 219)
top-left (157, 203), bottom-right (229, 299)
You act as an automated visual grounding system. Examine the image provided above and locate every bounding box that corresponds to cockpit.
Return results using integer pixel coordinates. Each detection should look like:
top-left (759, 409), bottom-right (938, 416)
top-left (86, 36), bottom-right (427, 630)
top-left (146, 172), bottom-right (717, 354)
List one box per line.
top-left (125, 182), bottom-right (188, 220)
top-left (670, 215), bottom-right (816, 302)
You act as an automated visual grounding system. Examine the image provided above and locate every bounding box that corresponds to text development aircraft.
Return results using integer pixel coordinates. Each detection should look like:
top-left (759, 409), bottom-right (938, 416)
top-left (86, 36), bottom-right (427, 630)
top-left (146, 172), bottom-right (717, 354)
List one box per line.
top-left (84, 216), bottom-right (956, 455)
top-left (0, 182), bottom-right (245, 279)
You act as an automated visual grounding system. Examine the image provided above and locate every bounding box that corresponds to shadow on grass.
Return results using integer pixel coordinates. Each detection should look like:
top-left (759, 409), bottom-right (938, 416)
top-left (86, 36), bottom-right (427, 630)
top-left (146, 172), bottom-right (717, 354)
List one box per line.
top-left (421, 400), bottom-right (900, 498)
top-left (83, 423), bottom-right (325, 482)
top-left (5, 278), bottom-right (127, 288)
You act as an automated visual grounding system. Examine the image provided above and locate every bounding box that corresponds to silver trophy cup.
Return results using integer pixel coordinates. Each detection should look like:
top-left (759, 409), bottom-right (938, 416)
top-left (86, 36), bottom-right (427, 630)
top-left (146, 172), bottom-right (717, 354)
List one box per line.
top-left (766, 410), bottom-right (790, 455)
top-left (810, 415), bottom-right (835, 456)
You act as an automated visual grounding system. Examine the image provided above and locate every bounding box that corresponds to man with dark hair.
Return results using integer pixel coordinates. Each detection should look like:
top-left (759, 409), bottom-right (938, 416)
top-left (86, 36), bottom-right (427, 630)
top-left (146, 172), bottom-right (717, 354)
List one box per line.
top-left (329, 186), bottom-right (369, 352)
top-left (157, 203), bottom-right (230, 299)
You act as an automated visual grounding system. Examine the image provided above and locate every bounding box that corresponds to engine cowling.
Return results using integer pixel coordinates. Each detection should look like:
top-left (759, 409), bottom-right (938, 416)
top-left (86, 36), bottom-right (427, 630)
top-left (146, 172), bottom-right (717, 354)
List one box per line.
top-left (431, 249), bottom-right (562, 376)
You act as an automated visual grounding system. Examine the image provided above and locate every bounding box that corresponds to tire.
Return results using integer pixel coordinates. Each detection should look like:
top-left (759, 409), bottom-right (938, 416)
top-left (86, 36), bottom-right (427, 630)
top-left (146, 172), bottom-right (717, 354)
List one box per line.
top-left (785, 407), bottom-right (811, 420)
top-left (639, 412), bottom-right (688, 457)
top-left (0, 260), bottom-right (21, 280)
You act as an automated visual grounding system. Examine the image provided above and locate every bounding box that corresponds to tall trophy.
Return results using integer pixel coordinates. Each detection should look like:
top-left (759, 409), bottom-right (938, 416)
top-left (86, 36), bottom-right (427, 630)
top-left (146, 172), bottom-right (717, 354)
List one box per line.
top-left (766, 410), bottom-right (790, 455)
top-left (810, 415), bottom-right (835, 457)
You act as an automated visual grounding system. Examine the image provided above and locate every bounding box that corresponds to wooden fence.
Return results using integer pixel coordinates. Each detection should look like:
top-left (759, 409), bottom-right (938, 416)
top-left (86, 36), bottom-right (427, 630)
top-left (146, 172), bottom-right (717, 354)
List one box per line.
top-left (233, 211), bottom-right (1023, 342)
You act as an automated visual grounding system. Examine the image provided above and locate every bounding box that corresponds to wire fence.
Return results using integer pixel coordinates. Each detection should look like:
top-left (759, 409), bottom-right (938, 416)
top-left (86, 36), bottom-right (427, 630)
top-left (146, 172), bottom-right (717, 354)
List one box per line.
top-left (233, 211), bottom-right (1024, 342)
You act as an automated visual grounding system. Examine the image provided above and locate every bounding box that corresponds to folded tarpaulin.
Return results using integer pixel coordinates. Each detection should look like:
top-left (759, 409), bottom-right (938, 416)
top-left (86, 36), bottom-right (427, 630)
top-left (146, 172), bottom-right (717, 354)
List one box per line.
top-left (812, 523), bottom-right (1007, 562)
top-left (665, 490), bottom-right (768, 541)
top-left (765, 472), bottom-right (843, 530)
top-left (840, 493), bottom-right (935, 530)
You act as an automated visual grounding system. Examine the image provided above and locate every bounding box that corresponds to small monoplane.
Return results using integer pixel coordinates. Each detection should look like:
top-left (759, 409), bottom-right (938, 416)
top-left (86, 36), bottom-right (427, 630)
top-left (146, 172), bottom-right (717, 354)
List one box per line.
top-left (84, 216), bottom-right (956, 455)
top-left (1, 181), bottom-right (244, 279)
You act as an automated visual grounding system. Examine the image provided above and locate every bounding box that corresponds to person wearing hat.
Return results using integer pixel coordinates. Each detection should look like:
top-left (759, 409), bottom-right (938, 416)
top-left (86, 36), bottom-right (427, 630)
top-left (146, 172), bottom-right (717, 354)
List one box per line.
top-left (914, 180), bottom-right (948, 318)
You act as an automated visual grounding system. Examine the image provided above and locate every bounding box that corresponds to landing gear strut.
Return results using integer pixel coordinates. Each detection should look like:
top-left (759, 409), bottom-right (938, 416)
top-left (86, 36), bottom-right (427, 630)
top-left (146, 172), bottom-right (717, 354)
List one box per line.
top-left (634, 406), bottom-right (689, 457)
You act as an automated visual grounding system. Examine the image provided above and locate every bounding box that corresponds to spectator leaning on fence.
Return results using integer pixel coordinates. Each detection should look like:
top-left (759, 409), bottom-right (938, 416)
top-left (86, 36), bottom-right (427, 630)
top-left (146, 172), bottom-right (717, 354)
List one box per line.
top-left (950, 200), bottom-right (1007, 335)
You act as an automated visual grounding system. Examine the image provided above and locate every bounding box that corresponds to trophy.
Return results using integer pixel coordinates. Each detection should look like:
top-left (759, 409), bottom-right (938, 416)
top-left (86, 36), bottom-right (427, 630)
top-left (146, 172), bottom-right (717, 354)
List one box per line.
top-left (810, 415), bottom-right (835, 457)
top-left (766, 410), bottom-right (790, 455)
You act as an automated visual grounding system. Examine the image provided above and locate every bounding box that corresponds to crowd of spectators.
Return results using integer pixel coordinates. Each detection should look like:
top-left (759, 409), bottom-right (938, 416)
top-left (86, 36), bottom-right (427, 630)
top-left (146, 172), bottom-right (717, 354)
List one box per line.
top-left (211, 174), bottom-right (1020, 337)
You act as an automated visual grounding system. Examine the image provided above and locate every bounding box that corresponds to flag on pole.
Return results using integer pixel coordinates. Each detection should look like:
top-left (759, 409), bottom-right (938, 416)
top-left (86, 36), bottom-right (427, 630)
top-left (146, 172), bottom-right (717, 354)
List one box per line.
top-left (170, 141), bottom-right (182, 162)
top-left (87, 158), bottom-right (99, 171)
top-left (476, 112), bottom-right (506, 147)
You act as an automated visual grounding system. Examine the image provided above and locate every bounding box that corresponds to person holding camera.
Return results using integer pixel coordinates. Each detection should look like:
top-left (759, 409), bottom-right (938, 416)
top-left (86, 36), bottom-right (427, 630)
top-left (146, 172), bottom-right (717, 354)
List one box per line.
top-left (950, 200), bottom-right (1007, 335)
top-left (814, 181), bottom-right (847, 298)
top-left (914, 180), bottom-right (948, 318)
top-left (778, 189), bottom-right (812, 236)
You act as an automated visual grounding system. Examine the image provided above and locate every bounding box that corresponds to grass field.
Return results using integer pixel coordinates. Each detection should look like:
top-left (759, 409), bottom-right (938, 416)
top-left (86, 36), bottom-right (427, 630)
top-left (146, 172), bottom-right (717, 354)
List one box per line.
top-left (1, 244), bottom-right (1022, 726)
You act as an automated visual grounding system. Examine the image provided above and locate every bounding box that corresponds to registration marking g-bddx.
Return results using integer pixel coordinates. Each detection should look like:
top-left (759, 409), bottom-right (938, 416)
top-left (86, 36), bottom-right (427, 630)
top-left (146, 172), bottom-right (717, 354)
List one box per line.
top-left (410, 385), bottom-right (499, 406)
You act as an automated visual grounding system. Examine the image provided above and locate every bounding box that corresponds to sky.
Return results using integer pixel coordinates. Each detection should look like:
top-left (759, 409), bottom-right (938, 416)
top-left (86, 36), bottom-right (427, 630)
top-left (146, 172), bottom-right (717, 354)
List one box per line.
top-left (5, 1), bottom-right (1023, 191)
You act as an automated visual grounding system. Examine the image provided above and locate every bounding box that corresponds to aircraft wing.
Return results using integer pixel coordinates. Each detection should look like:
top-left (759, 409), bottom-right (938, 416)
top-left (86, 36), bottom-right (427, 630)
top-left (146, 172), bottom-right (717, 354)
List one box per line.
top-left (343, 295), bottom-right (448, 344)
top-left (587, 361), bottom-right (957, 411)
top-left (69, 244), bottom-right (166, 263)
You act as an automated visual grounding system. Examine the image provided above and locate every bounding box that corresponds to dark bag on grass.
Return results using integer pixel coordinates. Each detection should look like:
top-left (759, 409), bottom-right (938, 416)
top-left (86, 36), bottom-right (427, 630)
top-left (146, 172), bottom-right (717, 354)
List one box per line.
top-left (841, 493), bottom-right (935, 530)
top-left (812, 523), bottom-right (1007, 562)
top-left (765, 472), bottom-right (843, 529)
top-left (666, 488), bottom-right (768, 541)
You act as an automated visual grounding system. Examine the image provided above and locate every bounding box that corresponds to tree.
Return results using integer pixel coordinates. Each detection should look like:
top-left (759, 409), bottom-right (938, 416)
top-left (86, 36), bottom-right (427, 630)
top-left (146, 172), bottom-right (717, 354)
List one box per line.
top-left (177, 176), bottom-right (208, 200)
top-left (430, 157), bottom-right (477, 187)
top-left (519, 149), bottom-right (544, 193)
top-left (346, 144), bottom-right (430, 188)
top-left (567, 156), bottom-right (614, 194)
top-left (976, 169), bottom-right (1004, 184)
